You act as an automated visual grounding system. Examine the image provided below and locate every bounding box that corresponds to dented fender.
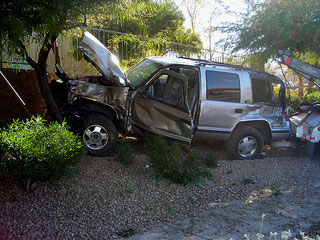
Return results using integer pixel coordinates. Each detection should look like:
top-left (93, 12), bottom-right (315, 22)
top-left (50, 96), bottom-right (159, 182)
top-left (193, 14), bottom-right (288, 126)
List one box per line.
top-left (68, 80), bottom-right (129, 119)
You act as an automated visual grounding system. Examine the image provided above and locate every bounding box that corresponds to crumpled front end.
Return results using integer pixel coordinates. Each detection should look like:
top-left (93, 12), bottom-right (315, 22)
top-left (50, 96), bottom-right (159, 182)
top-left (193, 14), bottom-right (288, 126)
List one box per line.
top-left (79, 32), bottom-right (127, 87)
top-left (68, 80), bottom-right (129, 119)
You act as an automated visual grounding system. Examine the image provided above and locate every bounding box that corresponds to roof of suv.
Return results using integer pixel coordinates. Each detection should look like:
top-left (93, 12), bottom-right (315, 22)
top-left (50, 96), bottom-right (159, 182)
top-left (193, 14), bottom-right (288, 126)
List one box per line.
top-left (148, 56), bottom-right (283, 83)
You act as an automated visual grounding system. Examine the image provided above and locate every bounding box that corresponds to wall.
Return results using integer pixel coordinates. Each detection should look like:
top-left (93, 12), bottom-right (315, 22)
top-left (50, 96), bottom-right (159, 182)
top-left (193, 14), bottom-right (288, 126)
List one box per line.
top-left (0, 69), bottom-right (46, 123)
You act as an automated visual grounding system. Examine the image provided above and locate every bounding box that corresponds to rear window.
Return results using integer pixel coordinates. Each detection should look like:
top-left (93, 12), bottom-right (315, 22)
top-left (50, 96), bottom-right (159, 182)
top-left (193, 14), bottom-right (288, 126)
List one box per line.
top-left (206, 71), bottom-right (240, 103)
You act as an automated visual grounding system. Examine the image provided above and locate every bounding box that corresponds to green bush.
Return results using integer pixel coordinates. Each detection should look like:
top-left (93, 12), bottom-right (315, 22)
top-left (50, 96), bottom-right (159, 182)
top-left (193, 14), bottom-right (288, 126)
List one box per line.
top-left (143, 135), bottom-right (212, 185)
top-left (117, 141), bottom-right (135, 166)
top-left (305, 91), bottom-right (320, 103)
top-left (0, 116), bottom-right (86, 183)
top-left (287, 93), bottom-right (302, 112)
top-left (306, 86), bottom-right (318, 94)
top-left (203, 154), bottom-right (219, 168)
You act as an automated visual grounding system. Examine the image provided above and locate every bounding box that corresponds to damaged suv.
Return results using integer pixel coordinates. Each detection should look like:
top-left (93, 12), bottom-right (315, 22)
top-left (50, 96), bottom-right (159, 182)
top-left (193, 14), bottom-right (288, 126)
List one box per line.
top-left (51, 32), bottom-right (291, 160)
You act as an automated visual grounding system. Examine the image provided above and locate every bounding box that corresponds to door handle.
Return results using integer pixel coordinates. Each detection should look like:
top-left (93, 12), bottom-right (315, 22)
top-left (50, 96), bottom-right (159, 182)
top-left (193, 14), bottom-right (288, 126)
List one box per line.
top-left (235, 108), bottom-right (243, 113)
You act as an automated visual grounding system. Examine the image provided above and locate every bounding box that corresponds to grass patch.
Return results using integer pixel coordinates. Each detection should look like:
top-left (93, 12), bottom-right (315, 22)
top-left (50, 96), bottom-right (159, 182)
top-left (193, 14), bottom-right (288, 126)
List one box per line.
top-left (117, 141), bottom-right (135, 166)
top-left (203, 154), bottom-right (219, 168)
top-left (122, 185), bottom-right (136, 194)
top-left (168, 204), bottom-right (177, 214)
top-left (143, 135), bottom-right (212, 186)
top-left (118, 228), bottom-right (139, 238)
top-left (241, 177), bottom-right (255, 185)
top-left (271, 183), bottom-right (282, 196)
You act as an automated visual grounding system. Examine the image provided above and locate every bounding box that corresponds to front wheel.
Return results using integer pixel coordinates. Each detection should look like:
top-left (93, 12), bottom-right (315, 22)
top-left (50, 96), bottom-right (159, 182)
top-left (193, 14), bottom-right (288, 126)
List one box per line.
top-left (82, 114), bottom-right (117, 156)
top-left (226, 126), bottom-right (264, 160)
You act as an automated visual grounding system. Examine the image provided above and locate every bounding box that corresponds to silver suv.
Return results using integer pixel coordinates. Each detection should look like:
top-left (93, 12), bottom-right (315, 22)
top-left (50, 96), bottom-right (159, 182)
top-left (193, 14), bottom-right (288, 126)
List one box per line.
top-left (52, 32), bottom-right (291, 160)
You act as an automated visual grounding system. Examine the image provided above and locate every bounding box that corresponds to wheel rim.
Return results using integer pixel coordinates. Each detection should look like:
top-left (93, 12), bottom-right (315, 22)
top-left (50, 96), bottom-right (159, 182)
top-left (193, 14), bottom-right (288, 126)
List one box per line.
top-left (237, 136), bottom-right (257, 158)
top-left (83, 125), bottom-right (109, 150)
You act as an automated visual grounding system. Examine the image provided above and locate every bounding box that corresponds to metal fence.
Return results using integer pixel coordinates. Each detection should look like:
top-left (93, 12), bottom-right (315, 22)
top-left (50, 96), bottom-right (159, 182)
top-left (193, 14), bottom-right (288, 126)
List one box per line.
top-left (87, 27), bottom-right (246, 66)
top-left (0, 27), bottom-right (247, 73)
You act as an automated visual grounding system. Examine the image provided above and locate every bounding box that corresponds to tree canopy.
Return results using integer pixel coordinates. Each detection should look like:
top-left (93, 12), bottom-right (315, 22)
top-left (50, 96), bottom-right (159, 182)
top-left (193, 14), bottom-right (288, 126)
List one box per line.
top-left (221, 0), bottom-right (320, 62)
top-left (89, 0), bottom-right (202, 46)
top-left (0, 0), bottom-right (105, 121)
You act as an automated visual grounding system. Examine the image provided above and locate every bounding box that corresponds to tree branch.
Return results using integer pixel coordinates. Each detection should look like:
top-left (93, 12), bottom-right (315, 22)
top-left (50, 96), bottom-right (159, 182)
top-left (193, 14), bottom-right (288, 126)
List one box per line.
top-left (16, 39), bottom-right (38, 69)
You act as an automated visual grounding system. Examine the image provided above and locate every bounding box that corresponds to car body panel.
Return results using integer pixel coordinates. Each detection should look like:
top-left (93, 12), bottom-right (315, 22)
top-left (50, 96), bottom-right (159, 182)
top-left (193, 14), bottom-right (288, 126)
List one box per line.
top-left (79, 32), bottom-right (126, 86)
top-left (194, 67), bottom-right (290, 142)
top-left (68, 80), bottom-right (129, 118)
top-left (129, 69), bottom-right (194, 143)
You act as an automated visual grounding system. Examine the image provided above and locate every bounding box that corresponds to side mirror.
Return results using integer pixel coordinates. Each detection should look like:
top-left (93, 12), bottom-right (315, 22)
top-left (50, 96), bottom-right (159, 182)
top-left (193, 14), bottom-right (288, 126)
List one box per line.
top-left (138, 85), bottom-right (154, 98)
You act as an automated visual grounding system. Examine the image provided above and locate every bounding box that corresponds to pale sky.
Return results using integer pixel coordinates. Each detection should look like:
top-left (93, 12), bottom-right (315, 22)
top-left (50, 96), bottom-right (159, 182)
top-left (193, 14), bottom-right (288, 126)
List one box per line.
top-left (175, 0), bottom-right (247, 51)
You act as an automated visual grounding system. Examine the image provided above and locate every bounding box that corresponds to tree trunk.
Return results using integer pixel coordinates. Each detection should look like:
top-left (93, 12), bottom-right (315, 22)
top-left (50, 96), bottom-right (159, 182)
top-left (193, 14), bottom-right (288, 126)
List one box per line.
top-left (21, 34), bottom-right (63, 123)
top-left (34, 64), bottom-right (63, 123)
top-left (298, 75), bottom-right (304, 97)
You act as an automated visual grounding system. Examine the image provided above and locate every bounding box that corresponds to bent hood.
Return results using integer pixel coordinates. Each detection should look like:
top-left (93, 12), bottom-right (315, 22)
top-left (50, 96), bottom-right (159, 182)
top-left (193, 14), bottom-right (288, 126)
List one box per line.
top-left (79, 31), bottom-right (126, 86)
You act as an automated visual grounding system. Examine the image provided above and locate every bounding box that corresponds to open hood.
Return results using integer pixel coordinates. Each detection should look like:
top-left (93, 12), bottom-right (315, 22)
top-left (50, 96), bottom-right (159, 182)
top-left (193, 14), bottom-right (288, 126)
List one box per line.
top-left (79, 31), bottom-right (126, 86)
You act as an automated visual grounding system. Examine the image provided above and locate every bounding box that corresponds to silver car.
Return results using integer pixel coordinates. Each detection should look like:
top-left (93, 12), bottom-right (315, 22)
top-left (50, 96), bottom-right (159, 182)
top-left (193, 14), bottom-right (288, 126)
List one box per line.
top-left (52, 32), bottom-right (291, 160)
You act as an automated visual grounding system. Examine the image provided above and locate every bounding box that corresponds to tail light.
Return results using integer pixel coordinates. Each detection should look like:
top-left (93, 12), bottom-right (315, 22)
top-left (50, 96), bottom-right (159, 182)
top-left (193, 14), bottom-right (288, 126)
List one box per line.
top-left (283, 110), bottom-right (290, 121)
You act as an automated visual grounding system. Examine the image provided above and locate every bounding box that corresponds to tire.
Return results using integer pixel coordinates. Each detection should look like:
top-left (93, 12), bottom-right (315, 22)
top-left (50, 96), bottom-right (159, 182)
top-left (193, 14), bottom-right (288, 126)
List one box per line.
top-left (82, 114), bottom-right (117, 156)
top-left (226, 126), bottom-right (264, 160)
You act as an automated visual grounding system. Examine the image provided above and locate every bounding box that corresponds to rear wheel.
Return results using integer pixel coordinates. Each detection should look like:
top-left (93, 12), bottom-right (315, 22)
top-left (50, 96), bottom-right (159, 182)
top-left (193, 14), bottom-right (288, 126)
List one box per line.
top-left (226, 126), bottom-right (264, 160)
top-left (82, 114), bottom-right (117, 156)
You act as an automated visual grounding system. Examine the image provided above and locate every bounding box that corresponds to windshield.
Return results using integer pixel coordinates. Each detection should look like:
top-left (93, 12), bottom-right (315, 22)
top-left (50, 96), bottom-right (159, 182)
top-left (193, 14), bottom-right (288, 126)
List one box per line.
top-left (126, 59), bottom-right (163, 89)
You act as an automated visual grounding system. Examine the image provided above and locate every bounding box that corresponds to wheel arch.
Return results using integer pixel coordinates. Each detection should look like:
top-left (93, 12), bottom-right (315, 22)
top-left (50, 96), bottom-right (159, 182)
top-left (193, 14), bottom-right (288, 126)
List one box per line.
top-left (73, 98), bottom-right (119, 123)
top-left (233, 120), bottom-right (272, 145)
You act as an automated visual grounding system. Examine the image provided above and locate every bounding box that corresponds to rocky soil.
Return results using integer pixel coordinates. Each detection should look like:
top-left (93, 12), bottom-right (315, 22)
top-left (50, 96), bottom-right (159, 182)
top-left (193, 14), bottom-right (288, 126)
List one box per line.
top-left (1, 142), bottom-right (319, 239)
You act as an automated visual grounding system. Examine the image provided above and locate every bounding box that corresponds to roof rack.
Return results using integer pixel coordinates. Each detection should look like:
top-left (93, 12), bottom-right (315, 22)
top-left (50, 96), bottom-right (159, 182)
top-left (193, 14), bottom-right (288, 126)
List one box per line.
top-left (178, 56), bottom-right (281, 80)
top-left (179, 56), bottom-right (251, 70)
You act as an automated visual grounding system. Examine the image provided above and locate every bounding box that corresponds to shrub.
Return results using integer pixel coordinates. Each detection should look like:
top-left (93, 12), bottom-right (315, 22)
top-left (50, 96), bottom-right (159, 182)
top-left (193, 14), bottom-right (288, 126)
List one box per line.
top-left (287, 93), bottom-right (302, 112)
top-left (305, 91), bottom-right (320, 103)
top-left (0, 116), bottom-right (86, 183)
top-left (203, 154), bottom-right (219, 168)
top-left (143, 135), bottom-right (212, 185)
top-left (306, 86), bottom-right (318, 94)
top-left (270, 183), bottom-right (282, 196)
top-left (117, 141), bottom-right (135, 166)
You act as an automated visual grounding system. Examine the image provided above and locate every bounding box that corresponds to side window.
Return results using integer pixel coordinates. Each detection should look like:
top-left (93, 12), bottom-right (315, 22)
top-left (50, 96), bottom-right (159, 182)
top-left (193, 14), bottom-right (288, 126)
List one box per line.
top-left (146, 67), bottom-right (199, 110)
top-left (148, 73), bottom-right (185, 108)
top-left (206, 71), bottom-right (240, 102)
top-left (251, 77), bottom-right (279, 104)
top-left (272, 82), bottom-right (281, 102)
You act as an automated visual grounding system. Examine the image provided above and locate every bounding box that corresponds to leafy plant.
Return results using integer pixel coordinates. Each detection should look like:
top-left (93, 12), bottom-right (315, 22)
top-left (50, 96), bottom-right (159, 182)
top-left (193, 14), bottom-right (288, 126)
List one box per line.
top-left (118, 228), bottom-right (139, 238)
top-left (241, 177), bottom-right (255, 185)
top-left (284, 91), bottom-right (302, 113)
top-left (0, 116), bottom-right (86, 183)
top-left (117, 141), bottom-right (135, 166)
top-left (168, 205), bottom-right (177, 214)
top-left (143, 135), bottom-right (212, 186)
top-left (305, 91), bottom-right (320, 103)
top-left (203, 154), bottom-right (219, 168)
top-left (270, 183), bottom-right (282, 196)
top-left (122, 185), bottom-right (136, 194)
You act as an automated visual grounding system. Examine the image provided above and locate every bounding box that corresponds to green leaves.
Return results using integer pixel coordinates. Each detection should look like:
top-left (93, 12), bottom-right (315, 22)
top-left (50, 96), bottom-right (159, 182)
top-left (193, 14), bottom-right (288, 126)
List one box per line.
top-left (143, 135), bottom-right (212, 186)
top-left (221, 0), bottom-right (320, 60)
top-left (0, 116), bottom-right (86, 183)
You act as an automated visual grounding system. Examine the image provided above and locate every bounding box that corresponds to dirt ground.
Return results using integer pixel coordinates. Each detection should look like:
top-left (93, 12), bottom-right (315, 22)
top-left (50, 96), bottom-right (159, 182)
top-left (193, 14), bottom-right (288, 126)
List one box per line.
top-left (0, 143), bottom-right (320, 239)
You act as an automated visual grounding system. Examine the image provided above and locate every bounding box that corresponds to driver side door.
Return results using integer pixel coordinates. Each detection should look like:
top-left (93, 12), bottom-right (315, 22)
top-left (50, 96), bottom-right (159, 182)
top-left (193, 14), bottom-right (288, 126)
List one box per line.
top-left (130, 69), bottom-right (195, 143)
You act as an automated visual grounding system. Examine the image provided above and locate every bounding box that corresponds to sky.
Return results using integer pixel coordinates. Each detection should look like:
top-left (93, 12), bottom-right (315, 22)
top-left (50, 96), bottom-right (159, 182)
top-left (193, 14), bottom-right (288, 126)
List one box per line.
top-left (175, 0), bottom-right (247, 51)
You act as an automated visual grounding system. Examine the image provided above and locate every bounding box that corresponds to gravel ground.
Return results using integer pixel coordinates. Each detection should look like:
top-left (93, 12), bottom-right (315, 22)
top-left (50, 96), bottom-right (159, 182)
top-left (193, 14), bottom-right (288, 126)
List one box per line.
top-left (0, 142), bottom-right (320, 239)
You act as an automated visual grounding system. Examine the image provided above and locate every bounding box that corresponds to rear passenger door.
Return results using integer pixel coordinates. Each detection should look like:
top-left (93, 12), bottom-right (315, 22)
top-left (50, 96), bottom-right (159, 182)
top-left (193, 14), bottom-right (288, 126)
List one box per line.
top-left (196, 68), bottom-right (250, 139)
